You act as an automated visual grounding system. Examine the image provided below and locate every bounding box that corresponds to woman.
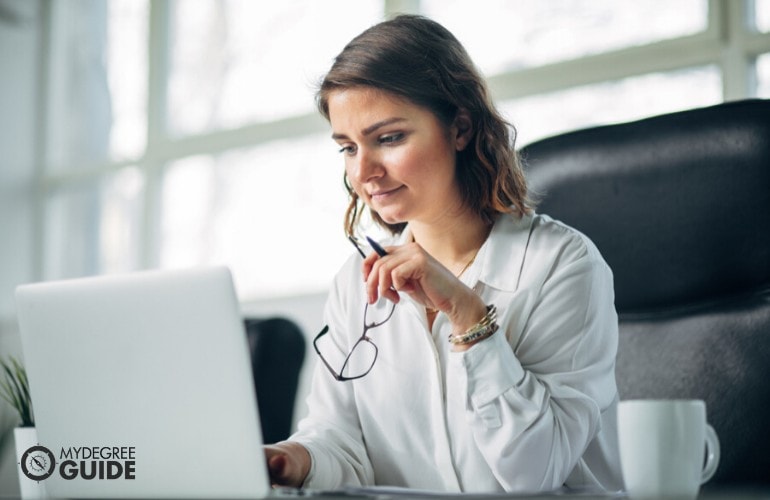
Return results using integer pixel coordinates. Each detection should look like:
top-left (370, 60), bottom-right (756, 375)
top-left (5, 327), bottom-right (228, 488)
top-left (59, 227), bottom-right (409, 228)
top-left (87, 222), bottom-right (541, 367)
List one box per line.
top-left (265, 14), bottom-right (623, 493)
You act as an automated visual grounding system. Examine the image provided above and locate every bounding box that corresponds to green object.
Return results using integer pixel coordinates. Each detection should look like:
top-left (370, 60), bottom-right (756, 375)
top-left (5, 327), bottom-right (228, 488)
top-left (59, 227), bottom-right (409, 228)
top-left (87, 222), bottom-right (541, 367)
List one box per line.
top-left (0, 356), bottom-right (34, 427)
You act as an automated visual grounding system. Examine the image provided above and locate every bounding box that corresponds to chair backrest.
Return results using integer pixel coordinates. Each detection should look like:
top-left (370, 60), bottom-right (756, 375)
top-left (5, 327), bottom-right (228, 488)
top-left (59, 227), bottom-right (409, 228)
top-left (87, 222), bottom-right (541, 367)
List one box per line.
top-left (244, 316), bottom-right (306, 444)
top-left (519, 99), bottom-right (770, 486)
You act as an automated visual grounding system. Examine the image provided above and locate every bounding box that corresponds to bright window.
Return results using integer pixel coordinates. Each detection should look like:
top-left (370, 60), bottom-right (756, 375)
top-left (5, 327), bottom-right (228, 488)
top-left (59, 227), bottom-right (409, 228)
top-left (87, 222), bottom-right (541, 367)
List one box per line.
top-left (30, 0), bottom-right (770, 302)
top-left (757, 53), bottom-right (770, 97)
top-left (44, 167), bottom-right (144, 280)
top-left (161, 134), bottom-right (351, 298)
top-left (107, 0), bottom-right (148, 160)
top-left (422, 0), bottom-right (708, 75)
top-left (168, 0), bottom-right (382, 136)
top-left (756, 0), bottom-right (770, 32)
top-left (503, 66), bottom-right (722, 146)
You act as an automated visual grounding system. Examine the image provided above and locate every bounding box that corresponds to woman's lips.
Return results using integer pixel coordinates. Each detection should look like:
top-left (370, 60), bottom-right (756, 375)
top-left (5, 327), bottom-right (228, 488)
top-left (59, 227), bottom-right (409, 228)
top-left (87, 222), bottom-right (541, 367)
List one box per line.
top-left (370, 185), bottom-right (405, 201)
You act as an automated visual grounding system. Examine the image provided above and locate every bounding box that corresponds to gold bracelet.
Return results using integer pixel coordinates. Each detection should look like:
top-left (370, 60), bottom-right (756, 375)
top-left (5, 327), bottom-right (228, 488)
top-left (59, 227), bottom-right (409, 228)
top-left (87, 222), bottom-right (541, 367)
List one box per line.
top-left (448, 304), bottom-right (498, 345)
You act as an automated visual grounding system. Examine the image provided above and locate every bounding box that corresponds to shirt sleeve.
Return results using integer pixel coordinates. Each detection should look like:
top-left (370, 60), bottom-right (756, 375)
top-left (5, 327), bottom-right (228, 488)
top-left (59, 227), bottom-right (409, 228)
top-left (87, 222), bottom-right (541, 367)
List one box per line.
top-left (289, 261), bottom-right (375, 490)
top-left (447, 249), bottom-right (619, 492)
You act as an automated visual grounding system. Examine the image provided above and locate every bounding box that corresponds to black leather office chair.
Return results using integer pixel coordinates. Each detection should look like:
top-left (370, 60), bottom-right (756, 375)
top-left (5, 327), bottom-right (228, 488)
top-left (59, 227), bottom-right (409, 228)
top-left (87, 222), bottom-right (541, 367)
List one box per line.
top-left (519, 99), bottom-right (770, 487)
top-left (244, 317), bottom-right (306, 444)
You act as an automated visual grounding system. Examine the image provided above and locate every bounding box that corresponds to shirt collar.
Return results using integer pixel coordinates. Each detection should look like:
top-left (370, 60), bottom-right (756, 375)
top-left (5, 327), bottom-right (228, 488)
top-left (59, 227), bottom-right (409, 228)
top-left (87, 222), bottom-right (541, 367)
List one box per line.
top-left (396, 212), bottom-right (535, 294)
top-left (473, 212), bottom-right (534, 292)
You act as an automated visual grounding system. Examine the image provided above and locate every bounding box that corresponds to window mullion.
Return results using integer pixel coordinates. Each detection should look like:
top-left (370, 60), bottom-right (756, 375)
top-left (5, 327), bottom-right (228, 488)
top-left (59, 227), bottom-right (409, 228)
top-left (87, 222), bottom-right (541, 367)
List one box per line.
top-left (488, 33), bottom-right (723, 102)
top-left (32, 0), bottom-right (58, 282)
top-left (141, 0), bottom-right (172, 270)
top-left (384, 0), bottom-right (420, 16)
top-left (717, 0), bottom-right (753, 99)
top-left (146, 0), bottom-right (170, 146)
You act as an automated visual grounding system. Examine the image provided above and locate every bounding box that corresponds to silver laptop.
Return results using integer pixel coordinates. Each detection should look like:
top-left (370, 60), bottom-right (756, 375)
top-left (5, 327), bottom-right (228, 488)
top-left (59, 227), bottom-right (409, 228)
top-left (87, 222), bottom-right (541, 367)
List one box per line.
top-left (15, 266), bottom-right (271, 499)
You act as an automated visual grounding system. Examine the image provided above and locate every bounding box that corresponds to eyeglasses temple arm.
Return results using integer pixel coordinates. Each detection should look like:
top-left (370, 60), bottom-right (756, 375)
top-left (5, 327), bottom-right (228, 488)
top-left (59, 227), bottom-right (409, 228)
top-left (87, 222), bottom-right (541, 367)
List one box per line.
top-left (347, 234), bottom-right (367, 259)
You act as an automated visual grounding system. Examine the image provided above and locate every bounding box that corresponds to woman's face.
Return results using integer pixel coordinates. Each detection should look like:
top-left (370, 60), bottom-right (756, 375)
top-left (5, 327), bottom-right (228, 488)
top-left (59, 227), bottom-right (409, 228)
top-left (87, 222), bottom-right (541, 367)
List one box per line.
top-left (327, 87), bottom-right (468, 226)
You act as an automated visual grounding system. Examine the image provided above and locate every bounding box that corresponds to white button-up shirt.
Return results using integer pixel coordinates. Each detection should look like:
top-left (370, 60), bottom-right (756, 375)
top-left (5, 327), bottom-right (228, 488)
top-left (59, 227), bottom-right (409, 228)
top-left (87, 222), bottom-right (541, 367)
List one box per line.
top-left (292, 213), bottom-right (623, 493)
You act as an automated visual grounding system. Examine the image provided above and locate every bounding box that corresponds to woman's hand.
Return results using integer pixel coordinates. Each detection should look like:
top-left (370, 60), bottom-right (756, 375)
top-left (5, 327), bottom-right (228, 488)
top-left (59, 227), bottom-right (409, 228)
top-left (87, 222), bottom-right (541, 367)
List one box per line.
top-left (361, 242), bottom-right (487, 336)
top-left (264, 441), bottom-right (311, 488)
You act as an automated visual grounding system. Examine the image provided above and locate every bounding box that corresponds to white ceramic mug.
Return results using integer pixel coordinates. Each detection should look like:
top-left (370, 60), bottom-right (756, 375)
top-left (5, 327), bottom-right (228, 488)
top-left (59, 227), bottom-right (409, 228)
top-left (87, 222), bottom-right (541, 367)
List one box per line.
top-left (618, 399), bottom-right (720, 499)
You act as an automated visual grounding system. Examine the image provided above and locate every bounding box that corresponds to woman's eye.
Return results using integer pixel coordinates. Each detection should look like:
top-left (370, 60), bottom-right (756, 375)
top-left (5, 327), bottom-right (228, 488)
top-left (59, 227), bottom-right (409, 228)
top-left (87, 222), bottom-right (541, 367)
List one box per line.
top-left (379, 133), bottom-right (403, 145)
top-left (338, 145), bottom-right (357, 155)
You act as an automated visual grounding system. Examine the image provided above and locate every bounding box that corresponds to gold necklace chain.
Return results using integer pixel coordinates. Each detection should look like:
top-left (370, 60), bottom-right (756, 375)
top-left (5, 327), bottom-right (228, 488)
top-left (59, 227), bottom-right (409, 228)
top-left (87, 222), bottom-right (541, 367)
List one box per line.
top-left (455, 252), bottom-right (478, 279)
top-left (426, 248), bottom-right (481, 315)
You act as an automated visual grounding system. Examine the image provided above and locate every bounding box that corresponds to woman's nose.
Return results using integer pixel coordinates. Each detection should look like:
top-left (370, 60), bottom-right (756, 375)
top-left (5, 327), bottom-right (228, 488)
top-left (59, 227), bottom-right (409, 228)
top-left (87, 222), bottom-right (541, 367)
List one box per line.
top-left (350, 148), bottom-right (383, 183)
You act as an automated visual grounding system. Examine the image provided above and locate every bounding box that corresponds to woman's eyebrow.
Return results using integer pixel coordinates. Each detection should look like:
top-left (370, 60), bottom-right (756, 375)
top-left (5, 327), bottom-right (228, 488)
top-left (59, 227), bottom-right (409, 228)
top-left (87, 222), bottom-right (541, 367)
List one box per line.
top-left (332, 117), bottom-right (407, 140)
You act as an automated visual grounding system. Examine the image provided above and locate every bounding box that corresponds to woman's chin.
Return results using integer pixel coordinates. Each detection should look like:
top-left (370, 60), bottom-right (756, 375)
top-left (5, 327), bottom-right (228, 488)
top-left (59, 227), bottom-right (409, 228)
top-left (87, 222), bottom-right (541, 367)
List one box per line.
top-left (375, 209), bottom-right (407, 226)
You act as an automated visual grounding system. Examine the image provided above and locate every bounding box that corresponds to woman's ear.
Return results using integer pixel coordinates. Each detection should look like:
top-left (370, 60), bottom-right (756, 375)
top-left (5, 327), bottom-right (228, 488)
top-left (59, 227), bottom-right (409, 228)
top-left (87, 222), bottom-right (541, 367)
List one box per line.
top-left (452, 109), bottom-right (473, 151)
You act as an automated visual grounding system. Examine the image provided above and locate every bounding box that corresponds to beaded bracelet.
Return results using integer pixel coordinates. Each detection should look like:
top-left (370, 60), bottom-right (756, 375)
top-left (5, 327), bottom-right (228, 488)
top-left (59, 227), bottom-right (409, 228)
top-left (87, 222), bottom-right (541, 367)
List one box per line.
top-left (448, 304), bottom-right (499, 345)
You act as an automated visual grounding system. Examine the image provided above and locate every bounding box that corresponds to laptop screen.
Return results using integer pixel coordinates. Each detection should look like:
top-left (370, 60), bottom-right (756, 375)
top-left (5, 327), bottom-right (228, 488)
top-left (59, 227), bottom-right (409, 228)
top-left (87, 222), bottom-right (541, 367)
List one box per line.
top-left (15, 267), bottom-right (271, 499)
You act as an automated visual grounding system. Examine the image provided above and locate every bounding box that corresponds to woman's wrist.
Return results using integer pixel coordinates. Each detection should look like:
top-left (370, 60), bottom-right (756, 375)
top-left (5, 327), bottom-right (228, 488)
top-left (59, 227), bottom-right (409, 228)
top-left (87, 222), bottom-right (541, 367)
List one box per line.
top-left (446, 290), bottom-right (487, 335)
top-left (448, 303), bottom-right (498, 351)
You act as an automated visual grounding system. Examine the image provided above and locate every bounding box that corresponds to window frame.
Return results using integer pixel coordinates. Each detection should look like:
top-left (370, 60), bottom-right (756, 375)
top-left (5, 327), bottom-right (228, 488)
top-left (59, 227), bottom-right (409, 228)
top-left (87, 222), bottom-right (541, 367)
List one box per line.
top-left (31, 0), bottom-right (770, 287)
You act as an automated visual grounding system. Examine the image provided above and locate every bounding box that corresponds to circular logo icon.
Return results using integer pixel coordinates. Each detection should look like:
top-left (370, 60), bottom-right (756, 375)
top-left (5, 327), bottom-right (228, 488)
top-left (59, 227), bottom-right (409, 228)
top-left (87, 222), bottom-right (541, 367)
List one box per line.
top-left (20, 445), bottom-right (56, 481)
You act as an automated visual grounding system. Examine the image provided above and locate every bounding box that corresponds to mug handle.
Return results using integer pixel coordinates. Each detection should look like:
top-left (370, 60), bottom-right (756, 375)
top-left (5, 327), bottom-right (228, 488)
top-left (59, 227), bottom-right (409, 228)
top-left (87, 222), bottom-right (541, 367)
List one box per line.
top-left (701, 424), bottom-right (720, 483)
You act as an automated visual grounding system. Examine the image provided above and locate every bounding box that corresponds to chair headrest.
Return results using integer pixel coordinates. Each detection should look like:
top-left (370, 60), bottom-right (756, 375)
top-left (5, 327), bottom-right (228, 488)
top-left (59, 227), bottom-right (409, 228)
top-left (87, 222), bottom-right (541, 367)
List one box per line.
top-left (520, 99), bottom-right (770, 314)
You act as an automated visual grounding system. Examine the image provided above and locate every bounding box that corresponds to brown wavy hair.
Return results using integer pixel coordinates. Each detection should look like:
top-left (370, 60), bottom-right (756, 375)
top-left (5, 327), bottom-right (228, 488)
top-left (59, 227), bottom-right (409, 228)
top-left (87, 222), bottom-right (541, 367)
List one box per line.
top-left (317, 14), bottom-right (534, 236)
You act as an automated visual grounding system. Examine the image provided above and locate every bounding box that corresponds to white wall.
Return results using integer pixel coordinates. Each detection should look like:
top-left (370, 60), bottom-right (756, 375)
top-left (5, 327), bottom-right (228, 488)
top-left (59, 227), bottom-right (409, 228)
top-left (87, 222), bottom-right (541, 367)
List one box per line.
top-left (0, 1), bottom-right (44, 494)
top-left (0, 0), bottom-right (40, 318)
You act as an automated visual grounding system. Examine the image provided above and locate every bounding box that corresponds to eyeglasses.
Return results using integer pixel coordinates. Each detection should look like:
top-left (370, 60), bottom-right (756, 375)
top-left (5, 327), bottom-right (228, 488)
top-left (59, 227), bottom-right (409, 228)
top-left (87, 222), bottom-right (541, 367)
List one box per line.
top-left (313, 299), bottom-right (396, 381)
top-left (312, 234), bottom-right (396, 381)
